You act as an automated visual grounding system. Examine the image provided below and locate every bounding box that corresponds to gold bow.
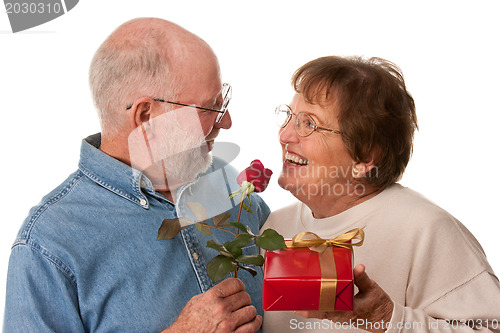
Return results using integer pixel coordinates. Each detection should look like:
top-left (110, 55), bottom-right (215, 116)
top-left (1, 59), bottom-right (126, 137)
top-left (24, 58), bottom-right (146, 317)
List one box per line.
top-left (286, 228), bottom-right (365, 310)
top-left (289, 227), bottom-right (365, 253)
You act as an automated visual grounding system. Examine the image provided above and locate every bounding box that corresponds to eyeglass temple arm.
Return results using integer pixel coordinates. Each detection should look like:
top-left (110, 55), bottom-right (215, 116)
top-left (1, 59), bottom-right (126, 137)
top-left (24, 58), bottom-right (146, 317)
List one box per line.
top-left (126, 99), bottom-right (224, 113)
top-left (154, 99), bottom-right (224, 113)
top-left (316, 125), bottom-right (341, 134)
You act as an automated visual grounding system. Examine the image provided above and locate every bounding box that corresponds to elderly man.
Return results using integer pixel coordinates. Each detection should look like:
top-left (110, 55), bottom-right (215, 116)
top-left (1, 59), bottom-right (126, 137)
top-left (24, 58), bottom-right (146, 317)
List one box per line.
top-left (4, 18), bottom-right (268, 332)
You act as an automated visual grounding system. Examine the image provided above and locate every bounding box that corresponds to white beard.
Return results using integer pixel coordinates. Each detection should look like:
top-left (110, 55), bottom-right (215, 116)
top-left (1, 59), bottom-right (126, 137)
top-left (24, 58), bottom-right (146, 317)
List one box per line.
top-left (158, 131), bottom-right (213, 188)
top-left (129, 107), bottom-right (213, 191)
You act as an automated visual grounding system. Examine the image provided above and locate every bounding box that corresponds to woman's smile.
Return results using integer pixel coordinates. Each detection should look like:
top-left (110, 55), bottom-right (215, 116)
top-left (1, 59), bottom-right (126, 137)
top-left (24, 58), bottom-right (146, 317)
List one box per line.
top-left (284, 151), bottom-right (310, 166)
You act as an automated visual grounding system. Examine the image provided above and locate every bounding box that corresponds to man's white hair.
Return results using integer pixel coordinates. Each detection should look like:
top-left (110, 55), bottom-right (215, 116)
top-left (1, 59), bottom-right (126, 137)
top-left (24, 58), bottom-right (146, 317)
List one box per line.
top-left (88, 18), bottom-right (178, 136)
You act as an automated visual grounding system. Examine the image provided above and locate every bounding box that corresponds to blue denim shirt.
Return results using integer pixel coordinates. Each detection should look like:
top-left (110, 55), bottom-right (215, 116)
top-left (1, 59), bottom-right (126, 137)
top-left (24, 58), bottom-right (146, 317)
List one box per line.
top-left (4, 134), bottom-right (270, 333)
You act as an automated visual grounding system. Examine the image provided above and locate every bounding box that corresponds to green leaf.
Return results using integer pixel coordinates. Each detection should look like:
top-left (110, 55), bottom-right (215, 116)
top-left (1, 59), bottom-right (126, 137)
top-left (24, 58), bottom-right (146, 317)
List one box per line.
top-left (194, 223), bottom-right (212, 235)
top-left (226, 234), bottom-right (253, 248)
top-left (224, 234), bottom-right (253, 257)
top-left (242, 201), bottom-right (254, 214)
top-left (157, 218), bottom-right (183, 240)
top-left (230, 222), bottom-right (247, 233)
top-left (247, 194), bottom-right (252, 209)
top-left (186, 202), bottom-right (208, 222)
top-left (236, 254), bottom-right (265, 266)
top-left (207, 255), bottom-right (237, 283)
top-left (213, 212), bottom-right (231, 226)
top-left (225, 244), bottom-right (242, 258)
top-left (206, 240), bottom-right (228, 254)
top-left (239, 265), bottom-right (258, 277)
top-left (255, 229), bottom-right (287, 250)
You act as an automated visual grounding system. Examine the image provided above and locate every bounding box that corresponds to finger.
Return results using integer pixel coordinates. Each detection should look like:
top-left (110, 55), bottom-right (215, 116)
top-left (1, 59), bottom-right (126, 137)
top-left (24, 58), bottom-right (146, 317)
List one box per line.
top-left (354, 263), bottom-right (365, 275)
top-left (294, 310), bottom-right (329, 319)
top-left (233, 313), bottom-right (262, 333)
top-left (294, 310), bottom-right (315, 319)
top-left (211, 278), bottom-right (246, 298)
top-left (295, 310), bottom-right (352, 323)
top-left (236, 314), bottom-right (262, 333)
top-left (353, 264), bottom-right (374, 292)
top-left (233, 305), bottom-right (258, 327)
top-left (223, 290), bottom-right (252, 312)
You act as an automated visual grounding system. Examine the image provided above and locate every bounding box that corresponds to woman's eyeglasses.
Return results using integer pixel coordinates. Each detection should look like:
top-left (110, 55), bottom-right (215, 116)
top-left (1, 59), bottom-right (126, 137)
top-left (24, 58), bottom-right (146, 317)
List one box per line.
top-left (275, 104), bottom-right (341, 137)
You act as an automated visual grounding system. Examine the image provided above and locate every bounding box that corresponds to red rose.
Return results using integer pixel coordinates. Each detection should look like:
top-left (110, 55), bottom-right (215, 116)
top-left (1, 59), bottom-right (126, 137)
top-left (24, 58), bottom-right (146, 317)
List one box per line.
top-left (237, 160), bottom-right (273, 193)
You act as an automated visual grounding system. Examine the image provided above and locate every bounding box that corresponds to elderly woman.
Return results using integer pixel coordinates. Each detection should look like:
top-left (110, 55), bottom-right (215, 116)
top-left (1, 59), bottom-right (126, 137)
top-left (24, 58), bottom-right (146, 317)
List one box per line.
top-left (263, 56), bottom-right (500, 332)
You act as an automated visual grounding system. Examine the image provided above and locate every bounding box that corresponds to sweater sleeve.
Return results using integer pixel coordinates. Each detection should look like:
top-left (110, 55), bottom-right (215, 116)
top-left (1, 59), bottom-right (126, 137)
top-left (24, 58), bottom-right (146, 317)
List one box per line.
top-left (3, 243), bottom-right (86, 333)
top-left (383, 200), bottom-right (500, 333)
top-left (387, 270), bottom-right (500, 333)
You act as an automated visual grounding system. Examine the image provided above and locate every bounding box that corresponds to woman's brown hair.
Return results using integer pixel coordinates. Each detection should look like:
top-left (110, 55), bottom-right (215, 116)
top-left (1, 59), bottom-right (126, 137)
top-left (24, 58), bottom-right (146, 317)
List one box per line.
top-left (292, 56), bottom-right (418, 189)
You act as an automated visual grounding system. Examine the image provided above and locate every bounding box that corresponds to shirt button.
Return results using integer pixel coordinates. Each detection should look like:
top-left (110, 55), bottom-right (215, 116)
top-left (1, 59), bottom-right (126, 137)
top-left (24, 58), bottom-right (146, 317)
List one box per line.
top-left (140, 199), bottom-right (147, 206)
top-left (192, 252), bottom-right (199, 261)
top-left (140, 180), bottom-right (146, 188)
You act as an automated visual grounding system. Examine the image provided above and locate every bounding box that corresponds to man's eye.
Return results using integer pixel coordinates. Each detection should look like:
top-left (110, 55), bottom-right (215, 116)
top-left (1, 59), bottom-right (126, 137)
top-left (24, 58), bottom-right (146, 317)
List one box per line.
top-left (198, 110), bottom-right (211, 116)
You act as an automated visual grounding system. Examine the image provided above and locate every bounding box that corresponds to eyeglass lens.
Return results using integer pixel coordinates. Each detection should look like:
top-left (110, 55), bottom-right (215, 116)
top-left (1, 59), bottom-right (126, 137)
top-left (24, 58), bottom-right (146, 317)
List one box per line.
top-left (275, 104), bottom-right (291, 127)
top-left (295, 113), bottom-right (316, 136)
top-left (215, 84), bottom-right (232, 123)
top-left (275, 104), bottom-right (317, 137)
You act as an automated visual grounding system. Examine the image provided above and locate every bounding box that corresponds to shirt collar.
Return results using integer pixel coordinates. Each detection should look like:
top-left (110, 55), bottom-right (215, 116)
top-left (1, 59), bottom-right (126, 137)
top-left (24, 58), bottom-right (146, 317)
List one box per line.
top-left (77, 134), bottom-right (238, 212)
top-left (78, 133), bottom-right (157, 209)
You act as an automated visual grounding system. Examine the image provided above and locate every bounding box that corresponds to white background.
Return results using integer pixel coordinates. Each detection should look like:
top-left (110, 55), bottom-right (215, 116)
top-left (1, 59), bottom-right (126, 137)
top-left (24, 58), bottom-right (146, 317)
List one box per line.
top-left (1, 0), bottom-right (499, 326)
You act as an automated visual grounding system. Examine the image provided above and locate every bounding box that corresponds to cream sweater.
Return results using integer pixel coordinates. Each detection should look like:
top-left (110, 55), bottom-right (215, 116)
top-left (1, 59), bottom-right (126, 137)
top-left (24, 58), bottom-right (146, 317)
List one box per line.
top-left (262, 184), bottom-right (500, 332)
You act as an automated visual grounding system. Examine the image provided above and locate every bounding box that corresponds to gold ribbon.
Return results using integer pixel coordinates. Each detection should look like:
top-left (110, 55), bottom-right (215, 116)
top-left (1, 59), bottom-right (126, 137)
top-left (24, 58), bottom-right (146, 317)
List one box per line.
top-left (288, 227), bottom-right (365, 253)
top-left (318, 248), bottom-right (336, 310)
top-left (286, 228), bottom-right (365, 311)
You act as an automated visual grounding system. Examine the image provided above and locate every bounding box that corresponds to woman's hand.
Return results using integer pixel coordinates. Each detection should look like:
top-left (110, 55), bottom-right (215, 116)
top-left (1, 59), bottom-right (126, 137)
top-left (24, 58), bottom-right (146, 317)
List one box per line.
top-left (295, 264), bottom-right (393, 333)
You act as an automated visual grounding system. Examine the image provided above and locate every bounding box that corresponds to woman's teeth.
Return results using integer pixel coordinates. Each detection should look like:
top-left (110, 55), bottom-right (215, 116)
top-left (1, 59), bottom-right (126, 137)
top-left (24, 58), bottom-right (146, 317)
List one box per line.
top-left (285, 153), bottom-right (309, 166)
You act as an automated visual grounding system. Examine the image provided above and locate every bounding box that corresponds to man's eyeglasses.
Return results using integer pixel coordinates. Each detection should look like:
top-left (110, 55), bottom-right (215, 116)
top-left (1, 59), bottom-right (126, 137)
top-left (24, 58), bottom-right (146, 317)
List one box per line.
top-left (126, 83), bottom-right (232, 124)
top-left (275, 104), bottom-right (342, 137)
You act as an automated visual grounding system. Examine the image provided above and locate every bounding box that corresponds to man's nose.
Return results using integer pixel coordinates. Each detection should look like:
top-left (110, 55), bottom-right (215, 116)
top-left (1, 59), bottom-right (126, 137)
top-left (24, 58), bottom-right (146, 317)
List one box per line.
top-left (215, 110), bottom-right (232, 129)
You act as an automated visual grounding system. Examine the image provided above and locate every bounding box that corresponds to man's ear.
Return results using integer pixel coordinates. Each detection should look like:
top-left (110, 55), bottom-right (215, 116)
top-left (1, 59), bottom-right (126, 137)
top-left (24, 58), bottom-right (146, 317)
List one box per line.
top-left (126, 97), bottom-right (154, 129)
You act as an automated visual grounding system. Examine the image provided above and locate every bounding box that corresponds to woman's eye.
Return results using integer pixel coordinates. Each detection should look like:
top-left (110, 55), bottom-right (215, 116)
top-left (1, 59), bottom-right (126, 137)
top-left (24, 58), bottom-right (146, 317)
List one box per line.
top-left (305, 119), bottom-right (314, 129)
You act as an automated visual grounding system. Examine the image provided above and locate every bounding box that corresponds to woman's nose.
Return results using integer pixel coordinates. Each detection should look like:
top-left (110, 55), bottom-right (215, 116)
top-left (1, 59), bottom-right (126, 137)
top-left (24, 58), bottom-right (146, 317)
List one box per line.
top-left (279, 118), bottom-right (299, 145)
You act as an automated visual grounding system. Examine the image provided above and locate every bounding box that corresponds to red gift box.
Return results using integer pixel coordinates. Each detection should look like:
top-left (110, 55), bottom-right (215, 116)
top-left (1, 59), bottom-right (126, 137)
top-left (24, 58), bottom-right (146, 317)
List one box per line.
top-left (263, 228), bottom-right (364, 311)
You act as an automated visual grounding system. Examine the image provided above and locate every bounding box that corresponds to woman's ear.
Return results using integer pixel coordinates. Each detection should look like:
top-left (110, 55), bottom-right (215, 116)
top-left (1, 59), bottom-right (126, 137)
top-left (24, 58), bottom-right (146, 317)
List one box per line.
top-left (352, 147), bottom-right (379, 179)
top-left (352, 160), bottom-right (376, 179)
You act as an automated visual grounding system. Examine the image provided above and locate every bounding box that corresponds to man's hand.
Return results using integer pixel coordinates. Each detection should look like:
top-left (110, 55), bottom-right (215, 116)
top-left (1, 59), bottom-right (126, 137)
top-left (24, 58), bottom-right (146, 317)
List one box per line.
top-left (295, 264), bottom-right (393, 333)
top-left (163, 278), bottom-right (262, 333)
